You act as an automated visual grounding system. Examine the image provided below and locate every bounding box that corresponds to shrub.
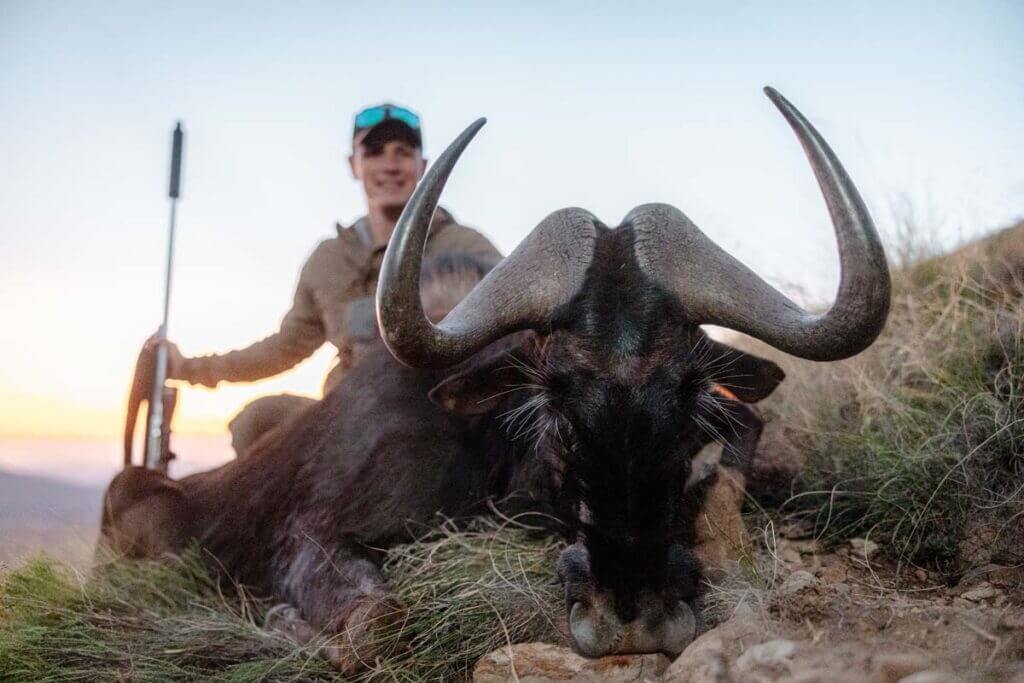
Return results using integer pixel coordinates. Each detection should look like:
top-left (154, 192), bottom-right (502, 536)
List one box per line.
top-left (754, 222), bottom-right (1024, 575)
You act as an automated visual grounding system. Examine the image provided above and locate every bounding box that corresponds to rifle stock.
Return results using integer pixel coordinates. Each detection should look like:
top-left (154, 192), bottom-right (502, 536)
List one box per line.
top-left (124, 342), bottom-right (177, 474)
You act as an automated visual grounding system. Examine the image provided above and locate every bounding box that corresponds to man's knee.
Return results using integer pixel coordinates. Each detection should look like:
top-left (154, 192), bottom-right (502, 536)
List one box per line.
top-left (229, 394), bottom-right (316, 457)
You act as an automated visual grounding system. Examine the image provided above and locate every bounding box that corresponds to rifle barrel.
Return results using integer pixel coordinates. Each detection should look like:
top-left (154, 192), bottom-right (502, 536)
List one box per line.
top-left (145, 122), bottom-right (184, 469)
top-left (169, 123), bottom-right (183, 199)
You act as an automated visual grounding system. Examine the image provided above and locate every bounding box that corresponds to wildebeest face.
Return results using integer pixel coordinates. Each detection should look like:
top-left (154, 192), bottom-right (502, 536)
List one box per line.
top-left (511, 231), bottom-right (785, 657)
top-left (539, 333), bottom-right (714, 657)
top-left (428, 291), bottom-right (783, 656)
top-left (377, 90), bottom-right (891, 657)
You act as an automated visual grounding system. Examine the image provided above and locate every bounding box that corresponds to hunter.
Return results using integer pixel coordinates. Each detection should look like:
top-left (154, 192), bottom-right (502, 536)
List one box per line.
top-left (153, 104), bottom-right (502, 455)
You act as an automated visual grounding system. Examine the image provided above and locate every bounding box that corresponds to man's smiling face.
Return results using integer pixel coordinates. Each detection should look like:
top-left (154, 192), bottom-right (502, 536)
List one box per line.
top-left (350, 123), bottom-right (427, 215)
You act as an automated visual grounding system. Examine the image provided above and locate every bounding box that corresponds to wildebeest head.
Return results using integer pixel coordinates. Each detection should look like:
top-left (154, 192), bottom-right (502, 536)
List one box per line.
top-left (376, 88), bottom-right (891, 657)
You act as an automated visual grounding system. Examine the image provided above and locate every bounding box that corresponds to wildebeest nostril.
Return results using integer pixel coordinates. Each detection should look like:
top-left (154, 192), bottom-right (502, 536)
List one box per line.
top-left (660, 600), bottom-right (697, 656)
top-left (569, 589), bottom-right (699, 658)
top-left (569, 600), bottom-right (622, 658)
top-left (613, 595), bottom-right (638, 624)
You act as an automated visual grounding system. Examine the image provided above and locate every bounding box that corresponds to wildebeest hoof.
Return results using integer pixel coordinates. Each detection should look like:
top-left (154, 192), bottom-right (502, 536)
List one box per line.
top-left (263, 603), bottom-right (317, 643)
top-left (323, 594), bottom-right (405, 675)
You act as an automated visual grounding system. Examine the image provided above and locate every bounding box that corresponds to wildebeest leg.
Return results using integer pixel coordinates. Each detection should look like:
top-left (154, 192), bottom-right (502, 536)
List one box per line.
top-left (228, 394), bottom-right (317, 458)
top-left (269, 539), bottom-right (402, 674)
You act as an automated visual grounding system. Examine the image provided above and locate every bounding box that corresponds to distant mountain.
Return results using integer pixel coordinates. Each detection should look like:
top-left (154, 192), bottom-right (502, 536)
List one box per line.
top-left (0, 468), bottom-right (102, 567)
top-left (0, 467), bottom-right (101, 519)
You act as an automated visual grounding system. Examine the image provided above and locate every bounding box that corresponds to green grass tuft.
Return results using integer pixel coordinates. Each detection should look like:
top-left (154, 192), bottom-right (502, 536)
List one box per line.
top-left (0, 521), bottom-right (561, 681)
top-left (756, 224), bottom-right (1024, 575)
top-left (0, 552), bottom-right (323, 681)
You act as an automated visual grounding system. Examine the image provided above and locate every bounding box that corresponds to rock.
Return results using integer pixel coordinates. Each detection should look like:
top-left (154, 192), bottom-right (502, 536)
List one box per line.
top-left (819, 562), bottom-right (848, 585)
top-left (849, 537), bottom-right (880, 559)
top-left (734, 639), bottom-right (797, 677)
top-left (872, 652), bottom-right (933, 682)
top-left (952, 597), bottom-right (974, 611)
top-left (760, 644), bottom-right (937, 683)
top-left (664, 613), bottom-right (767, 682)
top-left (778, 542), bottom-right (804, 568)
top-left (984, 564), bottom-right (1024, 589)
top-left (960, 582), bottom-right (997, 602)
top-left (1001, 610), bottom-right (1024, 630)
top-left (787, 539), bottom-right (822, 555)
top-left (897, 671), bottom-right (960, 683)
top-left (958, 525), bottom-right (997, 567)
top-left (779, 570), bottom-right (819, 596)
top-left (667, 616), bottom-right (951, 683)
top-left (778, 519), bottom-right (814, 539)
top-left (664, 648), bottom-right (730, 683)
top-left (473, 643), bottom-right (669, 682)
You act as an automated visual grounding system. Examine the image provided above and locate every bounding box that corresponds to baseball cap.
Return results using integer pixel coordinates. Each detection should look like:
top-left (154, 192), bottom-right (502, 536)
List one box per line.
top-left (352, 103), bottom-right (422, 149)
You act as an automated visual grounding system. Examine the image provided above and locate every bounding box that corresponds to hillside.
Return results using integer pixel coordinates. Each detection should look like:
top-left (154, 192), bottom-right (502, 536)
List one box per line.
top-left (0, 469), bottom-right (100, 568)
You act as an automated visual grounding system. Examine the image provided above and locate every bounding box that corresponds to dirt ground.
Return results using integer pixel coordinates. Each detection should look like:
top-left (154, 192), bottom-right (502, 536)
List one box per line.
top-left (691, 528), bottom-right (1024, 681)
top-left (476, 538), bottom-right (1024, 682)
top-left (476, 470), bottom-right (1024, 682)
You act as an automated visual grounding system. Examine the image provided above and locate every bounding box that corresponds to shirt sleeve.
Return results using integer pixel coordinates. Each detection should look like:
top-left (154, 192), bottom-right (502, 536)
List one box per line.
top-left (180, 250), bottom-right (326, 387)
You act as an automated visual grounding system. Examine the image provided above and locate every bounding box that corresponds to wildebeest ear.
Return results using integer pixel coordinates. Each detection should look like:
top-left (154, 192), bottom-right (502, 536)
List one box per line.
top-left (705, 340), bottom-right (785, 403)
top-left (428, 351), bottom-right (526, 416)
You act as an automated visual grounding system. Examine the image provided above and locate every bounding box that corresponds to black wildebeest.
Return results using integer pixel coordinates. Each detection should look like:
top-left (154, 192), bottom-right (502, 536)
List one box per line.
top-left (101, 87), bottom-right (890, 670)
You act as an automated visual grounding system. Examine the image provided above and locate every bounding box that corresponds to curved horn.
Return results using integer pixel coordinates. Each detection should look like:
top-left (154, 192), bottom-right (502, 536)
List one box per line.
top-left (631, 87), bottom-right (890, 361)
top-left (377, 120), bottom-right (598, 369)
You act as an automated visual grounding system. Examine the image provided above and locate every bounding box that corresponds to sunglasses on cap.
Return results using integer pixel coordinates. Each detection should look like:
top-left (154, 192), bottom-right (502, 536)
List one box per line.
top-left (353, 104), bottom-right (421, 133)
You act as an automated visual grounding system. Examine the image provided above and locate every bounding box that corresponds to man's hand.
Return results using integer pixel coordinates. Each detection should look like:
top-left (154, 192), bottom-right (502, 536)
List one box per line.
top-left (144, 333), bottom-right (186, 380)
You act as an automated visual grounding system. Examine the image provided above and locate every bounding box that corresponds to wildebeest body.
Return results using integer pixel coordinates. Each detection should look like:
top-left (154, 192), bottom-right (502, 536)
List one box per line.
top-left (178, 346), bottom-right (511, 585)
top-left (104, 329), bottom-right (563, 669)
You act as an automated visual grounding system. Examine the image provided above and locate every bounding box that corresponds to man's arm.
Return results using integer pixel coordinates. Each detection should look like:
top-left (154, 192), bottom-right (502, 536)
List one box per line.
top-left (176, 252), bottom-right (326, 388)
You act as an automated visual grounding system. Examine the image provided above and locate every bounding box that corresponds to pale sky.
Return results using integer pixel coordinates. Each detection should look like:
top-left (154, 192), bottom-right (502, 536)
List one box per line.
top-left (2, 0), bottom-right (1022, 440)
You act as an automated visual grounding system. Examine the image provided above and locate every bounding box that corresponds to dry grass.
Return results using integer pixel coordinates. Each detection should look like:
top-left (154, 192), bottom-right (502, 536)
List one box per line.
top-left (749, 221), bottom-right (1024, 576)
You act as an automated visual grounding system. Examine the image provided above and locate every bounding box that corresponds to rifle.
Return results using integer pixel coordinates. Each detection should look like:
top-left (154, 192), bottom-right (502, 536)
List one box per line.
top-left (124, 122), bottom-right (185, 473)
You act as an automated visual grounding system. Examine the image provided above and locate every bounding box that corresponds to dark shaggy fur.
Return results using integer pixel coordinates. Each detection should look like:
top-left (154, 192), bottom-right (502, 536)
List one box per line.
top-left (101, 242), bottom-right (782, 666)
